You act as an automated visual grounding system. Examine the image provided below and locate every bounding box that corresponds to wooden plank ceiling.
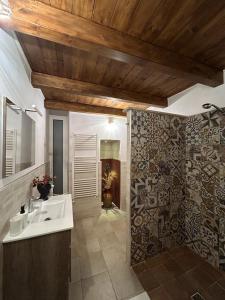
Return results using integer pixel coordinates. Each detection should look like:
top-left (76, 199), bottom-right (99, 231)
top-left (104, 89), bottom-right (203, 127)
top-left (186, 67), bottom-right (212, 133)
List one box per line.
top-left (2, 0), bottom-right (225, 115)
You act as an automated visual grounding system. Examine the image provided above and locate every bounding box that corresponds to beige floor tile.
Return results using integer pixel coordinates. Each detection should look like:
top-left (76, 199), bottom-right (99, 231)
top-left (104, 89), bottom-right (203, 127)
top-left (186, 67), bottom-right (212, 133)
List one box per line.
top-left (80, 250), bottom-right (107, 279)
top-left (72, 234), bottom-right (100, 254)
top-left (95, 221), bottom-right (114, 238)
top-left (71, 228), bottom-right (78, 244)
top-left (114, 230), bottom-right (127, 244)
top-left (71, 257), bottom-right (81, 283)
top-left (71, 246), bottom-right (80, 259)
top-left (113, 230), bottom-right (127, 253)
top-left (110, 219), bottom-right (127, 232)
top-left (103, 244), bottom-right (126, 269)
top-left (109, 262), bottom-right (144, 300)
top-left (80, 217), bottom-right (96, 228)
top-left (99, 232), bottom-right (120, 249)
top-left (73, 203), bottom-right (131, 299)
top-left (101, 209), bottom-right (126, 222)
top-left (69, 281), bottom-right (83, 300)
top-left (71, 235), bottom-right (87, 258)
top-left (82, 271), bottom-right (117, 300)
top-left (85, 237), bottom-right (101, 253)
top-left (95, 212), bottom-right (112, 224)
top-left (129, 292), bottom-right (150, 300)
top-left (73, 199), bottom-right (101, 220)
top-left (76, 217), bottom-right (97, 239)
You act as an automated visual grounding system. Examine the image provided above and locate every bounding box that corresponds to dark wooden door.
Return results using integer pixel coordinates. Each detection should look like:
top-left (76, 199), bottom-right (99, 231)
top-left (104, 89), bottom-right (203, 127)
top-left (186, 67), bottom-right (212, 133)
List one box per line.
top-left (101, 159), bottom-right (120, 208)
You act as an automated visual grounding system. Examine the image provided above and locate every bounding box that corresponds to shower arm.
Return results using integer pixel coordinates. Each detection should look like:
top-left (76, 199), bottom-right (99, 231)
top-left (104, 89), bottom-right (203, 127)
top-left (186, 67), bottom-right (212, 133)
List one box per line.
top-left (202, 103), bottom-right (225, 115)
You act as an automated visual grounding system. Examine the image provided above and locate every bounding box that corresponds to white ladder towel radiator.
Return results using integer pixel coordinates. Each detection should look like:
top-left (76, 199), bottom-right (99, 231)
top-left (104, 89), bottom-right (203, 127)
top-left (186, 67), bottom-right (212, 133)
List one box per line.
top-left (72, 134), bottom-right (97, 199)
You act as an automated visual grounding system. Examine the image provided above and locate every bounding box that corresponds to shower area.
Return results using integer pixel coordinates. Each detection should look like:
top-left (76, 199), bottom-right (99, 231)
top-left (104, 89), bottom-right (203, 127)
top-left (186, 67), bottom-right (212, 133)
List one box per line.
top-left (129, 107), bottom-right (225, 271)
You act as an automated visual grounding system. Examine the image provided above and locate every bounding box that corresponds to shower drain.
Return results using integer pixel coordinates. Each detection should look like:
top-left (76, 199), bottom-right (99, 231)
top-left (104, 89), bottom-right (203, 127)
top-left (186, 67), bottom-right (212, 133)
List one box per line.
top-left (191, 292), bottom-right (205, 300)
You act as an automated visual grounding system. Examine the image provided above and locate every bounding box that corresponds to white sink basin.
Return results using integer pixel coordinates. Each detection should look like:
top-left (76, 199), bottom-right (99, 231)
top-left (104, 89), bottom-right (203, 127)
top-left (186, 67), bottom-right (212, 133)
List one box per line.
top-left (32, 199), bottom-right (65, 223)
top-left (3, 194), bottom-right (73, 243)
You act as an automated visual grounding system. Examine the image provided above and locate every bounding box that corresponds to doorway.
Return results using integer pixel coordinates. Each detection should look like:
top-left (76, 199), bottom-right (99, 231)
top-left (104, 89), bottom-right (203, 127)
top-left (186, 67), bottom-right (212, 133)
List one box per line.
top-left (100, 140), bottom-right (121, 208)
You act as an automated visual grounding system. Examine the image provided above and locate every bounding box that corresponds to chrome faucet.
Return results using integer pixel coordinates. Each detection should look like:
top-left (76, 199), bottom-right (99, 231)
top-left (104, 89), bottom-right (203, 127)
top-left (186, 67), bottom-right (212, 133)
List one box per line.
top-left (28, 196), bottom-right (35, 213)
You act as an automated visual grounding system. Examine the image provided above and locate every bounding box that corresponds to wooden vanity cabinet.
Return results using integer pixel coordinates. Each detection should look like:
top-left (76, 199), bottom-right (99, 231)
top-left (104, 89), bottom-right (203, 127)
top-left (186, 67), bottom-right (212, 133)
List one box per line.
top-left (3, 230), bottom-right (71, 300)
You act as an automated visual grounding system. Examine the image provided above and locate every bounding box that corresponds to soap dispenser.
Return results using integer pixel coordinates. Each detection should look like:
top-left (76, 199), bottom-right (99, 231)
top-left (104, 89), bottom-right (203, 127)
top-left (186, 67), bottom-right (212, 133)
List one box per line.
top-left (20, 204), bottom-right (28, 229)
top-left (20, 205), bottom-right (25, 214)
top-left (9, 208), bottom-right (24, 237)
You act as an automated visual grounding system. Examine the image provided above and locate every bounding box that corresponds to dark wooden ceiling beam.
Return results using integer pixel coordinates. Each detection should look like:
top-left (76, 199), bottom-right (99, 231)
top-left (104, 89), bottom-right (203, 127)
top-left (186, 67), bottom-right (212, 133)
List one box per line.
top-left (45, 99), bottom-right (126, 116)
top-left (1, 0), bottom-right (223, 87)
top-left (32, 72), bottom-right (167, 107)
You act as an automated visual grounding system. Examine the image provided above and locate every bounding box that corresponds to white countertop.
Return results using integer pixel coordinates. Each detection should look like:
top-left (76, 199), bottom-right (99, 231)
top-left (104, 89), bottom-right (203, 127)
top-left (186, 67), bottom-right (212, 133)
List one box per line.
top-left (3, 194), bottom-right (74, 243)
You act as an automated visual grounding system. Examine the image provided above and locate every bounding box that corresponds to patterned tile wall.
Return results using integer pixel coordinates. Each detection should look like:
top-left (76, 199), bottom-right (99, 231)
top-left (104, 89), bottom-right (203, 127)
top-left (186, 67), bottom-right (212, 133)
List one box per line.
top-left (130, 110), bottom-right (186, 265)
top-left (130, 109), bottom-right (225, 270)
top-left (185, 110), bottom-right (225, 269)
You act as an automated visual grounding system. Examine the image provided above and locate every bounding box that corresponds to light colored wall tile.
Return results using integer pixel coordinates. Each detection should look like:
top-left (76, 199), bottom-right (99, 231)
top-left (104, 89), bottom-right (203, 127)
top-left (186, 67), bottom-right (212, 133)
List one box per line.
top-left (0, 163), bottom-right (48, 299)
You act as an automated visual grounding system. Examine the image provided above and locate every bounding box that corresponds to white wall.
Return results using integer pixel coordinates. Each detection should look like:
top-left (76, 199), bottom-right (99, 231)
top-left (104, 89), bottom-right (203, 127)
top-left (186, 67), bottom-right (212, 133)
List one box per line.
top-left (69, 112), bottom-right (127, 161)
top-left (0, 29), bottom-right (47, 299)
top-left (0, 29), bottom-right (46, 165)
top-left (0, 29), bottom-right (46, 188)
top-left (150, 71), bottom-right (225, 116)
top-left (69, 112), bottom-right (128, 212)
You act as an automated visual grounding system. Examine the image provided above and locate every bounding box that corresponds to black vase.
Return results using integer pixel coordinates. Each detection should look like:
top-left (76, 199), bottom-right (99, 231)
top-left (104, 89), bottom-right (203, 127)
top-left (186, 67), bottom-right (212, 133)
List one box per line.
top-left (37, 183), bottom-right (51, 200)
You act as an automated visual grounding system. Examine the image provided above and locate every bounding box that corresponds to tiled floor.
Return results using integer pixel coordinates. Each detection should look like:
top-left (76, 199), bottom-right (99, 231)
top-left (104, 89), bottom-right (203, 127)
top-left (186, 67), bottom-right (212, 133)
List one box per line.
top-left (133, 246), bottom-right (225, 300)
top-left (70, 207), bottom-right (144, 300)
top-left (70, 205), bottom-right (225, 300)
top-left (129, 292), bottom-right (150, 299)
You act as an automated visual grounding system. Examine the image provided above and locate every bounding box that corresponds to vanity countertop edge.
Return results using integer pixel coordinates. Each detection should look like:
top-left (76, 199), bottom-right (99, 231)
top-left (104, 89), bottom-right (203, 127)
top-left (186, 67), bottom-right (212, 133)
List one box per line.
top-left (3, 194), bottom-right (74, 243)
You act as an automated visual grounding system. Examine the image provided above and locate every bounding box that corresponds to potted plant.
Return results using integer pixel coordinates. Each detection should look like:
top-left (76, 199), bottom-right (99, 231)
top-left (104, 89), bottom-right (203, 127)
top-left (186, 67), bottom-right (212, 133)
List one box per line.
top-left (102, 163), bottom-right (117, 208)
top-left (33, 175), bottom-right (55, 201)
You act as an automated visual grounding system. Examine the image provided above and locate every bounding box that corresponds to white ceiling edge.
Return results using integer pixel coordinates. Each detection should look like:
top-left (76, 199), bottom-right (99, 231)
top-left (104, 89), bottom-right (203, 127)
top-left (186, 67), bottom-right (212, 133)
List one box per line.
top-left (149, 70), bottom-right (225, 116)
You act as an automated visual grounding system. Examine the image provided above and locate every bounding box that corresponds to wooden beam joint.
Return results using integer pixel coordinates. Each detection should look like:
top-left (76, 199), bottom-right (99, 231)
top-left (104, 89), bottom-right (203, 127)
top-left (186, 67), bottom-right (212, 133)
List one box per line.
top-left (32, 72), bottom-right (168, 107)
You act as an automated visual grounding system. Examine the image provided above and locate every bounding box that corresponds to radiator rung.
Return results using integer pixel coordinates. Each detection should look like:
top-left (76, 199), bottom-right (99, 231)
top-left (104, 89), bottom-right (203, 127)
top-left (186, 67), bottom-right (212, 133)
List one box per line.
top-left (73, 134), bottom-right (97, 199)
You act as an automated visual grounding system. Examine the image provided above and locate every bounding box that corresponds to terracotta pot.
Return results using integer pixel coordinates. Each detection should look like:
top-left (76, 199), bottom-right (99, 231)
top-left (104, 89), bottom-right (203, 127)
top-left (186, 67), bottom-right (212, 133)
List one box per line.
top-left (103, 191), bottom-right (113, 208)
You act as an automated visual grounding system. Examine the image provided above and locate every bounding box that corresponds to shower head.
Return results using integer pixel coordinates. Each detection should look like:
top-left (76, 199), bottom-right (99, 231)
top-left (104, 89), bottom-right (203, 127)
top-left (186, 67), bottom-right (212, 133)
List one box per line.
top-left (202, 103), bottom-right (213, 109)
top-left (202, 103), bottom-right (225, 115)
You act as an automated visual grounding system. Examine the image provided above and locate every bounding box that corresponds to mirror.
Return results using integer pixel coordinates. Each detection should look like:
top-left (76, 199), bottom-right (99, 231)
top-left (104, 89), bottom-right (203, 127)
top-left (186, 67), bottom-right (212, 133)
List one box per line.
top-left (0, 97), bottom-right (35, 179)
